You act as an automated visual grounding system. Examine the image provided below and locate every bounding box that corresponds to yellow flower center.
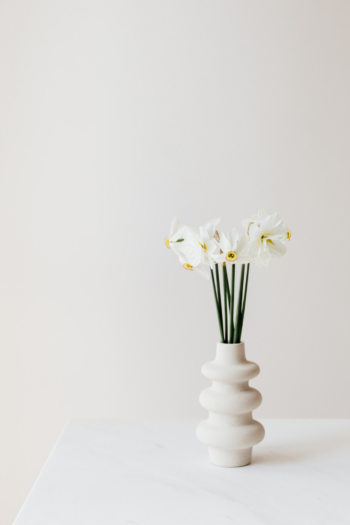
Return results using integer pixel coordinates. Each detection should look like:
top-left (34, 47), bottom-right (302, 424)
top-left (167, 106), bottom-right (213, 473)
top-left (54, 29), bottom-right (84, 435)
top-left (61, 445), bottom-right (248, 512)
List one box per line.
top-left (199, 242), bottom-right (207, 252)
top-left (165, 238), bottom-right (171, 248)
top-left (286, 230), bottom-right (291, 240)
top-left (261, 234), bottom-right (275, 245)
top-left (225, 251), bottom-right (237, 262)
top-left (183, 263), bottom-right (193, 271)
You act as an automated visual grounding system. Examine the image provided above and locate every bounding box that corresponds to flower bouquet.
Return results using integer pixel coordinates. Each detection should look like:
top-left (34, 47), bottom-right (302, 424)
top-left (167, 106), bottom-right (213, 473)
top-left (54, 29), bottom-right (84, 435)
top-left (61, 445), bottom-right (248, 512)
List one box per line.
top-left (166, 209), bottom-right (291, 467)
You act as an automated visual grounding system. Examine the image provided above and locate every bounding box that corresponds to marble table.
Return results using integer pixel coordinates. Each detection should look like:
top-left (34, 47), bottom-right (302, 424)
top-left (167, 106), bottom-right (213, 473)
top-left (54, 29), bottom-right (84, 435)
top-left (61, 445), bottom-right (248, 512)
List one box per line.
top-left (14, 419), bottom-right (350, 525)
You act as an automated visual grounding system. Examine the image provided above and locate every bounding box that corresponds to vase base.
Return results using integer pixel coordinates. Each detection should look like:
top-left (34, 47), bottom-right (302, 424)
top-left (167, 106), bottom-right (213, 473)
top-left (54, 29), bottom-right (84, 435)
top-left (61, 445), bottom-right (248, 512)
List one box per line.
top-left (208, 447), bottom-right (252, 468)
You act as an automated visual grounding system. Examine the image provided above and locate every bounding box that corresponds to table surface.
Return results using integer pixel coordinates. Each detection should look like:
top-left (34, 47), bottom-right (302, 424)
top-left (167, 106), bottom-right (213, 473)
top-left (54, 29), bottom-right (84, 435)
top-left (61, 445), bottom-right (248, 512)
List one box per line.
top-left (14, 419), bottom-right (350, 525)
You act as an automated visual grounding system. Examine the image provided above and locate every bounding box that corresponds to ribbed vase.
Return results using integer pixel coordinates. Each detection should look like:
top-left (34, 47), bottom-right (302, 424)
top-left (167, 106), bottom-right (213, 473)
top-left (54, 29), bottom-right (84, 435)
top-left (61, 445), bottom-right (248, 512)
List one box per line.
top-left (196, 342), bottom-right (265, 467)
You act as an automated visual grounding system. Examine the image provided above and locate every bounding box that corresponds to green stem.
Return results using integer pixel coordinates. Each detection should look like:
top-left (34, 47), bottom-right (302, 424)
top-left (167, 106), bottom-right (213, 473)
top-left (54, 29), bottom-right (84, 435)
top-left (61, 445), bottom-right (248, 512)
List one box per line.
top-left (240, 263), bottom-right (250, 341)
top-left (233, 264), bottom-right (245, 344)
top-left (223, 264), bottom-right (230, 309)
top-left (229, 264), bottom-right (235, 343)
top-left (222, 265), bottom-right (228, 343)
top-left (215, 264), bottom-right (223, 330)
top-left (210, 268), bottom-right (224, 343)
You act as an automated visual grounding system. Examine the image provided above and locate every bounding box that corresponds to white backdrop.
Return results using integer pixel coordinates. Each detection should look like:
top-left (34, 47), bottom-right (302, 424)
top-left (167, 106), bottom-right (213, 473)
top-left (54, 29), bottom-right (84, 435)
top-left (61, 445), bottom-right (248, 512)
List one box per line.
top-left (1, 1), bottom-right (350, 523)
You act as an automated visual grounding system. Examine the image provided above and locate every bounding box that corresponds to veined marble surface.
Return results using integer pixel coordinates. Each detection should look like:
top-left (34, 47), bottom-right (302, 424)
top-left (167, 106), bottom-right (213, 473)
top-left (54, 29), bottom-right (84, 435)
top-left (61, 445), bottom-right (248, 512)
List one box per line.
top-left (14, 419), bottom-right (350, 525)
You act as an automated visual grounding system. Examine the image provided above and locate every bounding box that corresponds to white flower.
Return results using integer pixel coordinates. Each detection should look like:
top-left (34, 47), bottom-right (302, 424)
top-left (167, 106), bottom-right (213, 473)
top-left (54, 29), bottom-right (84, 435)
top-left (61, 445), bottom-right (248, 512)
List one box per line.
top-left (243, 209), bottom-right (291, 268)
top-left (180, 219), bottom-right (220, 270)
top-left (241, 210), bottom-right (260, 236)
top-left (212, 228), bottom-right (250, 264)
top-left (199, 218), bottom-right (221, 240)
top-left (165, 217), bottom-right (187, 256)
top-left (178, 254), bottom-right (209, 279)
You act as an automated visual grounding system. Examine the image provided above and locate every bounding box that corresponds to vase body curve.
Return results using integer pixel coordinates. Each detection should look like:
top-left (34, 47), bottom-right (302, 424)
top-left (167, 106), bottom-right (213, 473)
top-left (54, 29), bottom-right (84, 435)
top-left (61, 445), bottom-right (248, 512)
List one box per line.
top-left (196, 342), bottom-right (265, 467)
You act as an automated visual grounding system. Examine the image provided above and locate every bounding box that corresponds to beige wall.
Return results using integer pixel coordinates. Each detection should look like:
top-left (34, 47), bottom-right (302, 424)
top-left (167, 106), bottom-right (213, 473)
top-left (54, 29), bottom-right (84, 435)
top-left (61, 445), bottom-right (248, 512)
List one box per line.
top-left (1, 1), bottom-right (350, 523)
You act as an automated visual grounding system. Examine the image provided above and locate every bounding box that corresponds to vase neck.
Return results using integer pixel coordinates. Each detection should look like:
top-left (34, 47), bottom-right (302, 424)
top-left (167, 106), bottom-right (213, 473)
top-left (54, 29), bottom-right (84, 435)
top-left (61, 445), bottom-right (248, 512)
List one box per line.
top-left (215, 342), bottom-right (246, 364)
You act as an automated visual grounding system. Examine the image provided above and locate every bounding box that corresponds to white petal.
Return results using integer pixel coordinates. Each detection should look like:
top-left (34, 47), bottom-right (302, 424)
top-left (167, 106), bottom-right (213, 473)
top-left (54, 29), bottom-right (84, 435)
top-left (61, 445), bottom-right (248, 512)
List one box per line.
top-left (241, 218), bottom-right (252, 232)
top-left (227, 228), bottom-right (237, 248)
top-left (248, 223), bottom-right (260, 239)
top-left (269, 241), bottom-right (287, 258)
top-left (169, 217), bottom-right (180, 237)
top-left (236, 254), bottom-right (251, 263)
top-left (242, 213), bottom-right (259, 232)
top-left (212, 253), bottom-right (226, 263)
top-left (213, 238), bottom-right (221, 250)
top-left (206, 240), bottom-right (218, 255)
top-left (233, 229), bottom-right (240, 249)
top-left (205, 255), bottom-right (216, 270)
top-left (258, 209), bottom-right (269, 222)
top-left (261, 213), bottom-right (282, 233)
top-left (171, 244), bottom-right (182, 258)
top-left (256, 249), bottom-right (271, 267)
top-left (201, 219), bottom-right (221, 239)
top-left (188, 252), bottom-right (204, 267)
top-left (169, 225), bottom-right (187, 242)
top-left (199, 226), bottom-right (210, 241)
top-left (247, 238), bottom-right (259, 257)
top-left (269, 233), bottom-right (284, 242)
top-left (220, 232), bottom-right (229, 254)
top-left (237, 233), bottom-right (249, 255)
top-left (260, 239), bottom-right (268, 253)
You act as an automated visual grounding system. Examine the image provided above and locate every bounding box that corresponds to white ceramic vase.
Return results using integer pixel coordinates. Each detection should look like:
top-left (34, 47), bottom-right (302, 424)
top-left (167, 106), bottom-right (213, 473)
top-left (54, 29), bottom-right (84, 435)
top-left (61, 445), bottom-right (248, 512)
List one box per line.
top-left (196, 342), bottom-right (265, 467)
